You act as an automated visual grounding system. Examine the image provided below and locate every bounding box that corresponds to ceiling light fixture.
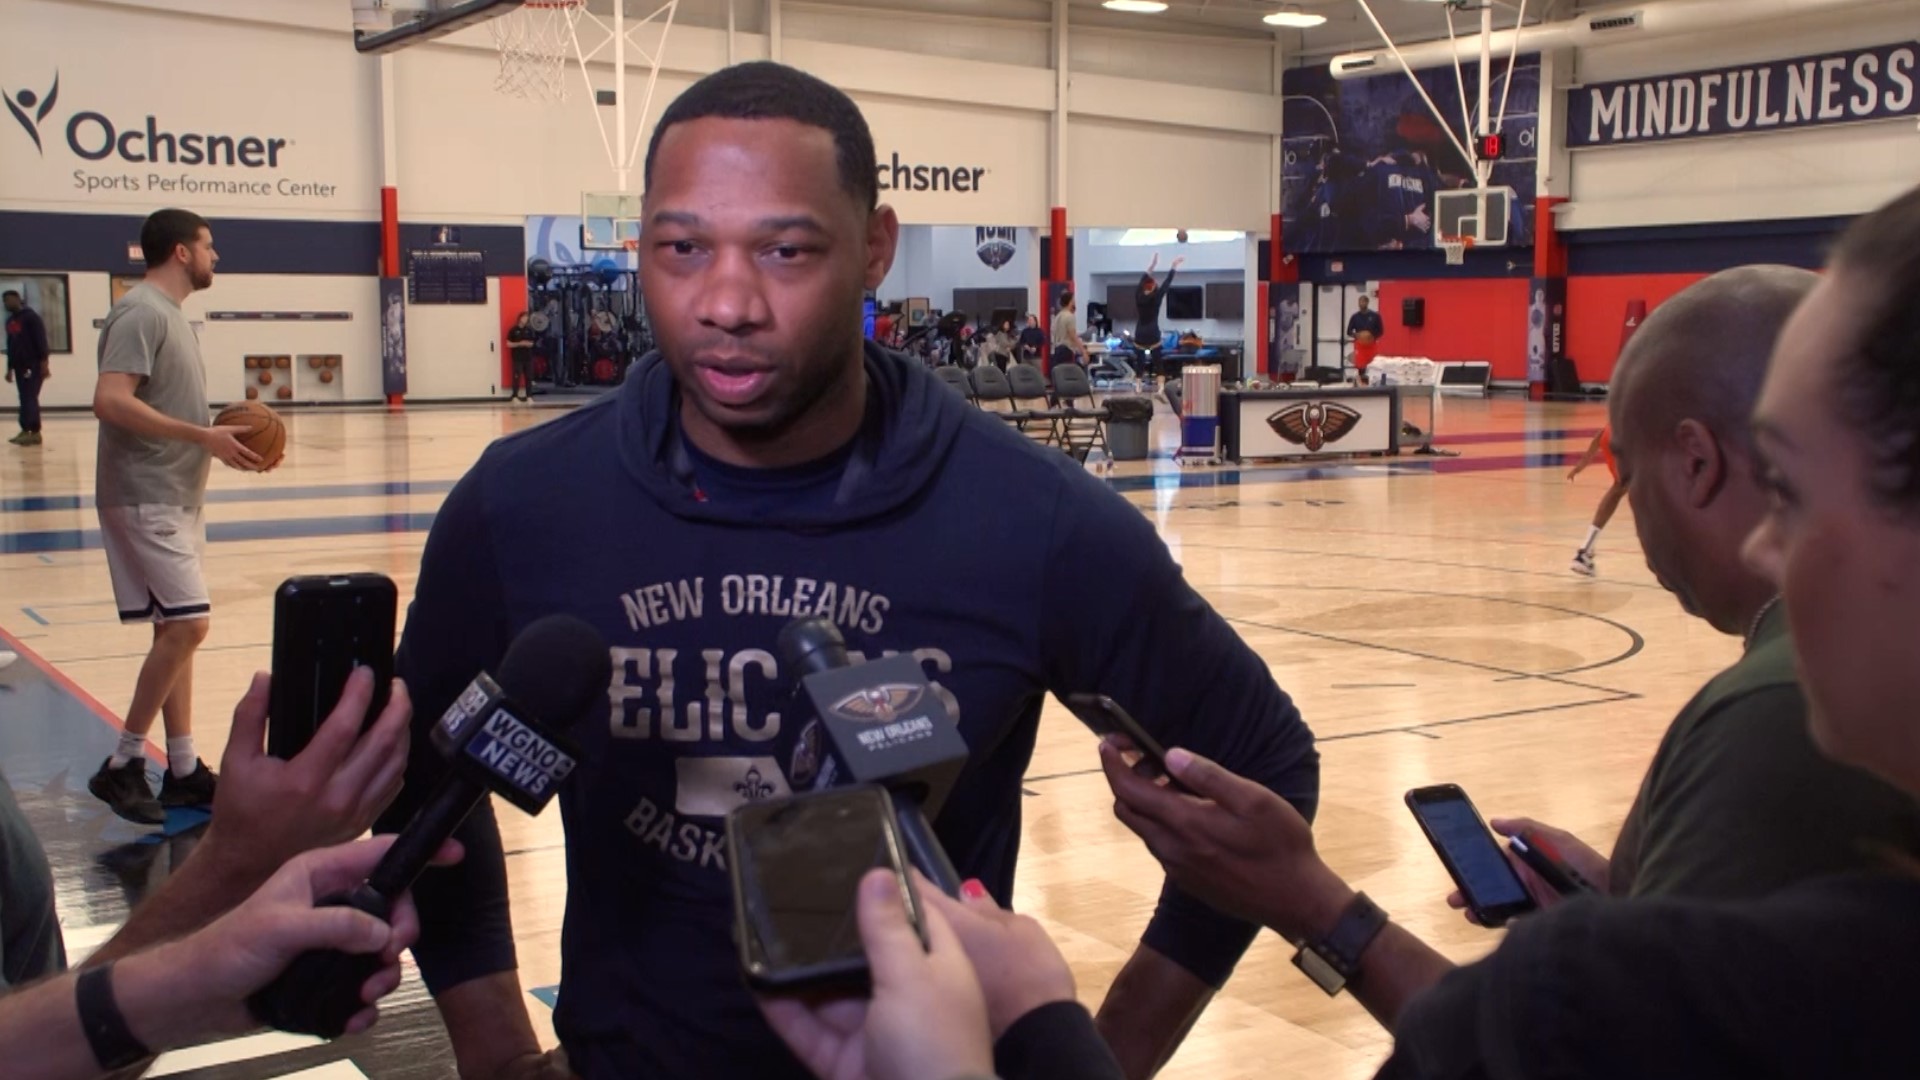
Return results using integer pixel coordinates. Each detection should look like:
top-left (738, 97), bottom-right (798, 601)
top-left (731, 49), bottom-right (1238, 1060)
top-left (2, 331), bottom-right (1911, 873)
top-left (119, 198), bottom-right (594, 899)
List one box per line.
top-left (1263, 8), bottom-right (1327, 27)
top-left (1102, 0), bottom-right (1170, 12)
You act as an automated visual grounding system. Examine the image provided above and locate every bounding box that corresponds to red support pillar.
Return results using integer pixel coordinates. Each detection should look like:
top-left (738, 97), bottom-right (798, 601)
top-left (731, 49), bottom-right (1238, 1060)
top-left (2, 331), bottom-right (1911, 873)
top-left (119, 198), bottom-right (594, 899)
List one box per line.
top-left (381, 185), bottom-right (403, 410)
top-left (1044, 206), bottom-right (1068, 375)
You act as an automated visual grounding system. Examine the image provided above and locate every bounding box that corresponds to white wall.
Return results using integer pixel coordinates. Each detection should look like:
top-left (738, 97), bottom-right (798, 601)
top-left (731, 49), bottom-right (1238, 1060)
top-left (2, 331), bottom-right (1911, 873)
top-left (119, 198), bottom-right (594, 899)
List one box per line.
top-left (1562, 8), bottom-right (1920, 229)
top-left (877, 226), bottom-right (1040, 315)
top-left (33, 276), bottom-right (385, 410)
top-left (0, 0), bottom-right (379, 220)
top-left (5, 0), bottom-right (1291, 400)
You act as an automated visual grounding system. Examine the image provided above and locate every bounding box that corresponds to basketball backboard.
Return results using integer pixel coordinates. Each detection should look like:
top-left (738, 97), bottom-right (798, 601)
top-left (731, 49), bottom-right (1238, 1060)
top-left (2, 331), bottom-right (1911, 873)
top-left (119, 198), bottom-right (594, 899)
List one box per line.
top-left (582, 191), bottom-right (643, 251)
top-left (1435, 186), bottom-right (1513, 247)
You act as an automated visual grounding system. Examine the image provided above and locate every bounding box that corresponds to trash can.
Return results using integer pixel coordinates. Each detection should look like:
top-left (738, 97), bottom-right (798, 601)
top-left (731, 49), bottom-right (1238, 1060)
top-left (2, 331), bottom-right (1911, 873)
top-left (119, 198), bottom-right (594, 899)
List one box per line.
top-left (1104, 395), bottom-right (1154, 461)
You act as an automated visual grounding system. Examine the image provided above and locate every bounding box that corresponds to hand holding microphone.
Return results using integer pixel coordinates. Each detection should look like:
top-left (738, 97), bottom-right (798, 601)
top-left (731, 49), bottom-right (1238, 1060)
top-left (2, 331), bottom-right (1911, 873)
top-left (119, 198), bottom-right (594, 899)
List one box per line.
top-left (247, 614), bottom-right (611, 1038)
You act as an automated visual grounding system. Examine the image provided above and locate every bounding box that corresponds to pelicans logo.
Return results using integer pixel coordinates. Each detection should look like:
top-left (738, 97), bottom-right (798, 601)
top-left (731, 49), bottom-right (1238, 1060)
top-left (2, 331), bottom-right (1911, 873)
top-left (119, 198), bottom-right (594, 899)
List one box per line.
top-left (975, 226), bottom-right (1016, 271)
top-left (829, 684), bottom-right (925, 724)
top-left (1267, 401), bottom-right (1362, 452)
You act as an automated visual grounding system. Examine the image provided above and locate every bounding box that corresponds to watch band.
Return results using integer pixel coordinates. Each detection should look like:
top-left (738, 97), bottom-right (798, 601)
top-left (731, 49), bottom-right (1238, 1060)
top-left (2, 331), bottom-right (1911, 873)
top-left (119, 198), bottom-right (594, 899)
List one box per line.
top-left (76, 962), bottom-right (153, 1071)
top-left (1292, 892), bottom-right (1389, 996)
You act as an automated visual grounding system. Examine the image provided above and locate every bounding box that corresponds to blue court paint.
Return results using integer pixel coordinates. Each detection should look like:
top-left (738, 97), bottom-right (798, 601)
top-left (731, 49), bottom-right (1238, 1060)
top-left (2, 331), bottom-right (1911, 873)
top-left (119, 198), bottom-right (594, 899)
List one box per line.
top-left (21, 608), bottom-right (49, 626)
top-left (530, 986), bottom-right (559, 1010)
top-left (0, 457), bottom-right (1580, 553)
top-left (0, 478), bottom-right (460, 514)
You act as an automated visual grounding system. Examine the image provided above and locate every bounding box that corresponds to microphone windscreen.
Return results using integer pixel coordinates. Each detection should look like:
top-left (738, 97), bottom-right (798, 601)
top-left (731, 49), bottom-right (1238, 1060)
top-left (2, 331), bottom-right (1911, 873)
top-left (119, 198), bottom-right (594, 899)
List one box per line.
top-left (777, 616), bottom-right (850, 677)
top-left (496, 614), bottom-right (611, 734)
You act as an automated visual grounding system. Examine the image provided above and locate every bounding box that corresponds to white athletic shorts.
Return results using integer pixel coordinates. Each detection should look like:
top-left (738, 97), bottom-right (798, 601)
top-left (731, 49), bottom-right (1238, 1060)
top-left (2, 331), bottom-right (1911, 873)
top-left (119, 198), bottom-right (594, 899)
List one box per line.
top-left (97, 505), bottom-right (211, 624)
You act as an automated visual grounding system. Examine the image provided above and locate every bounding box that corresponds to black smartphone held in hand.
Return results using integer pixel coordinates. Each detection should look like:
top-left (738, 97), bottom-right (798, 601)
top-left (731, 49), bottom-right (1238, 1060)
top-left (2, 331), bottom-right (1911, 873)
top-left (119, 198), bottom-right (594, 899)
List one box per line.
top-left (727, 784), bottom-right (924, 993)
top-left (1509, 832), bottom-right (1600, 897)
top-left (1405, 784), bottom-right (1537, 927)
top-left (1064, 692), bottom-right (1189, 792)
top-left (268, 574), bottom-right (397, 760)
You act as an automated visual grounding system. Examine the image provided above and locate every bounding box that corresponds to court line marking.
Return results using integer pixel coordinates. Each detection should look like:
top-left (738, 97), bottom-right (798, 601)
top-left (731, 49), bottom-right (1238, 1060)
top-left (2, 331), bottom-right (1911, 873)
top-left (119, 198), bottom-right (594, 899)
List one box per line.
top-left (150, 1032), bottom-right (329, 1077)
top-left (1180, 539), bottom-right (1670, 593)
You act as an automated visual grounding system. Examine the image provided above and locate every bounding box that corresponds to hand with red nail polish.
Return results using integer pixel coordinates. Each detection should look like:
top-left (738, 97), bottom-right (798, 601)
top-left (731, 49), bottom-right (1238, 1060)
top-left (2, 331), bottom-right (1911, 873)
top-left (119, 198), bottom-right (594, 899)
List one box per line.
top-left (917, 871), bottom-right (1080, 1041)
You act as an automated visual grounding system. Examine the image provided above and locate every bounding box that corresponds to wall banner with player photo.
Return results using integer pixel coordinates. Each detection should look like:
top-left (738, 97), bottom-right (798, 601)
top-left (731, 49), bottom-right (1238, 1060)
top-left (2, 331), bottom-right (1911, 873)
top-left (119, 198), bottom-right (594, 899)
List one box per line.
top-left (1568, 41), bottom-right (1918, 149)
top-left (1281, 58), bottom-right (1539, 254)
top-left (380, 277), bottom-right (407, 397)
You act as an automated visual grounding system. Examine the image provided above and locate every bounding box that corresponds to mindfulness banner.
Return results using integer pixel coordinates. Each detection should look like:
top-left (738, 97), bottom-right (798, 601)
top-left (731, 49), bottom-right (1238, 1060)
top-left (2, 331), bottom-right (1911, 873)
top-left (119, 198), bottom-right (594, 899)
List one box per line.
top-left (1568, 41), bottom-right (1918, 149)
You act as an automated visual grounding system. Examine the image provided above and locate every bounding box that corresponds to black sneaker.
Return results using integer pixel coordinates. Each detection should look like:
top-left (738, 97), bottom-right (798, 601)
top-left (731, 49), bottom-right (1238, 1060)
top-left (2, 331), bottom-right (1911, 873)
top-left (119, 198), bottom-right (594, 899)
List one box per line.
top-left (159, 760), bottom-right (218, 809)
top-left (89, 758), bottom-right (164, 825)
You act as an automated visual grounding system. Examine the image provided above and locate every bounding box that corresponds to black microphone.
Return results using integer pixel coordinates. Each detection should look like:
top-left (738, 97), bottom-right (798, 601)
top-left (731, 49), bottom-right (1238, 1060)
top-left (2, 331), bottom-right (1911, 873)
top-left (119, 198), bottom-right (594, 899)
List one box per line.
top-left (248, 614), bottom-right (611, 1038)
top-left (777, 617), bottom-right (967, 896)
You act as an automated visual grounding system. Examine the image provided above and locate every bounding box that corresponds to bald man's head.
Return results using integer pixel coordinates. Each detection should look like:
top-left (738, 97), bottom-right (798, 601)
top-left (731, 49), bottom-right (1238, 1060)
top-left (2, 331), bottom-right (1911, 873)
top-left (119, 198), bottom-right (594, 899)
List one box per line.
top-left (1606, 265), bottom-right (1818, 635)
top-left (1610, 266), bottom-right (1819, 459)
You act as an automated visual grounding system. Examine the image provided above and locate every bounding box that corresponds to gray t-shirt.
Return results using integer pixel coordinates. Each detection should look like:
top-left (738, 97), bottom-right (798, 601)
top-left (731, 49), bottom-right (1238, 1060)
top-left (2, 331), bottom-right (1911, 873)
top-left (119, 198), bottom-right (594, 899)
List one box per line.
top-left (1052, 308), bottom-right (1083, 353)
top-left (95, 283), bottom-right (211, 508)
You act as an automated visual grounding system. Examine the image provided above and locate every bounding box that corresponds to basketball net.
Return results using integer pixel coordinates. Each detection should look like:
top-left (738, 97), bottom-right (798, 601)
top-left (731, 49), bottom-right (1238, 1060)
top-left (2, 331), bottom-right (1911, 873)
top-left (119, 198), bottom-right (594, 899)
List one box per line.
top-left (490, 0), bottom-right (584, 102)
top-left (1441, 236), bottom-right (1473, 266)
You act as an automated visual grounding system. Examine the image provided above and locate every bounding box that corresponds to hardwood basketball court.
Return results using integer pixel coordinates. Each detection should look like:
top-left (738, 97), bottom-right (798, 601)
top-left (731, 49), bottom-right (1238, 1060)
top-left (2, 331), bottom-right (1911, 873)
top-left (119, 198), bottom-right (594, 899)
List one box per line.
top-left (0, 397), bottom-right (1741, 1078)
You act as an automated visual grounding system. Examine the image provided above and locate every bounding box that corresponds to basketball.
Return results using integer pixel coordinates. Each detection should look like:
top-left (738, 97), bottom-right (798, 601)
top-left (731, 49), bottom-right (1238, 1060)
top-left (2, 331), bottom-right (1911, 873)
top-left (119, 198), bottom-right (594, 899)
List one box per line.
top-left (1356, 330), bottom-right (1377, 345)
top-left (275, 356), bottom-right (291, 370)
top-left (258, 371), bottom-right (273, 386)
top-left (324, 355), bottom-right (340, 369)
top-left (212, 400), bottom-right (286, 470)
top-left (276, 385), bottom-right (293, 400)
top-left (308, 356), bottom-right (324, 369)
top-left (319, 369), bottom-right (334, 384)
top-left (245, 386), bottom-right (259, 401)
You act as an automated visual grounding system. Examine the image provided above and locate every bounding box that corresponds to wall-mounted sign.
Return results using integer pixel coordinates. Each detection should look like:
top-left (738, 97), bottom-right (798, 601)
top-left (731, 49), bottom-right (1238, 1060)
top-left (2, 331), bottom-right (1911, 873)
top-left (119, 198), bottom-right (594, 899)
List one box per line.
top-left (1568, 41), bottom-right (1918, 149)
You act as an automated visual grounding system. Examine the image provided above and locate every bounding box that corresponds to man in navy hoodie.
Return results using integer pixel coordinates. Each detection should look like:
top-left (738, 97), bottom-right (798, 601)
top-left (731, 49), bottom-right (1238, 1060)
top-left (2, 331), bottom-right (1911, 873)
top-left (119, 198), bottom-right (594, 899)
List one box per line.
top-left (384, 61), bottom-right (1319, 1080)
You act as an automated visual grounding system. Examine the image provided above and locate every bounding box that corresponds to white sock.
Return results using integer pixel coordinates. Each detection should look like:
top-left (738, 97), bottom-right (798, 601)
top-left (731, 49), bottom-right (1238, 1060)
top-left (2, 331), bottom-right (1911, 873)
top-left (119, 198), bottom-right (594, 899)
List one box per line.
top-left (1581, 525), bottom-right (1602, 553)
top-left (108, 729), bottom-right (146, 768)
top-left (167, 736), bottom-right (199, 777)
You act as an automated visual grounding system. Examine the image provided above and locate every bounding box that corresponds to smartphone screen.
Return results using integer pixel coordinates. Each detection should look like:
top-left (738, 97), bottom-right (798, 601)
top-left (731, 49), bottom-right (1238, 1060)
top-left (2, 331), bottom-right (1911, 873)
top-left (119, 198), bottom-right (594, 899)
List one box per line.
top-left (269, 574), bottom-right (397, 759)
top-left (730, 786), bottom-right (915, 984)
top-left (1406, 786), bottom-right (1534, 923)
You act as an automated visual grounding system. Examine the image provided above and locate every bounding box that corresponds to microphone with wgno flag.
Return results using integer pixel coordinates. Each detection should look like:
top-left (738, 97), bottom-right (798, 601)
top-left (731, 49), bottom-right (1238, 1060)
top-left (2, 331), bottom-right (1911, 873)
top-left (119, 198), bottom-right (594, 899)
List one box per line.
top-left (248, 614), bottom-right (611, 1038)
top-left (776, 616), bottom-right (967, 895)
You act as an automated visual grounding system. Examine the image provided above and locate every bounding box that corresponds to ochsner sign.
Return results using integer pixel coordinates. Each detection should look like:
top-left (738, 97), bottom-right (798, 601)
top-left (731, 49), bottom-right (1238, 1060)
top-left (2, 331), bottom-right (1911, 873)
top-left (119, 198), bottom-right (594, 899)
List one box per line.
top-left (3, 70), bottom-right (342, 200)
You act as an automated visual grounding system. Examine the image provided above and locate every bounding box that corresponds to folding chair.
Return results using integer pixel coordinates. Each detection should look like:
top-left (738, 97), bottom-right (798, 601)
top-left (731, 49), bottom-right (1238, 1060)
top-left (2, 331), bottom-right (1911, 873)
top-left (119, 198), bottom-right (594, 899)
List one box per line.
top-left (932, 364), bottom-right (976, 404)
top-left (1006, 363), bottom-right (1065, 447)
top-left (1050, 363), bottom-right (1110, 464)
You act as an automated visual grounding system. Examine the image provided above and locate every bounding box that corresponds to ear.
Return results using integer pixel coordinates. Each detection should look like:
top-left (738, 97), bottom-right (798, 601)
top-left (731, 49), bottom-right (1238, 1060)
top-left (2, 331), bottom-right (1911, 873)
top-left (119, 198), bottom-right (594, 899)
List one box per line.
top-left (864, 204), bottom-right (899, 291)
top-left (1673, 418), bottom-right (1728, 509)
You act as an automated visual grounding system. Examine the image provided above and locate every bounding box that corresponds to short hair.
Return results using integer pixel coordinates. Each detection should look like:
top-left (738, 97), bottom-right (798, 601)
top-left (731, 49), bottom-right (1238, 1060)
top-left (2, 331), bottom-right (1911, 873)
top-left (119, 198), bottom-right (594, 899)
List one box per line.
top-left (1611, 265), bottom-right (1817, 462)
top-left (142, 209), bottom-right (210, 269)
top-left (1830, 183), bottom-right (1920, 513)
top-left (1, 290), bottom-right (19, 301)
top-left (644, 62), bottom-right (877, 211)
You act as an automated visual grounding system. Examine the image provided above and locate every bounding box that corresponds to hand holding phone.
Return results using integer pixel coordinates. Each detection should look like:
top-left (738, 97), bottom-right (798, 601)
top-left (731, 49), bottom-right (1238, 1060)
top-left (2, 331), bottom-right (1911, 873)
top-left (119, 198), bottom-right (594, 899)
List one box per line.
top-left (1064, 693), bottom-right (1190, 793)
top-left (1406, 785), bottom-right (1537, 928)
top-left (269, 574), bottom-right (397, 760)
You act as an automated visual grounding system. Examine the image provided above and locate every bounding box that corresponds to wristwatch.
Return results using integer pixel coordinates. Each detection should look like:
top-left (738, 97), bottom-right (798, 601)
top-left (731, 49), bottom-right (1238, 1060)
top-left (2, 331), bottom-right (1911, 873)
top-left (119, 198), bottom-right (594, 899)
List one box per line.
top-left (1292, 892), bottom-right (1388, 996)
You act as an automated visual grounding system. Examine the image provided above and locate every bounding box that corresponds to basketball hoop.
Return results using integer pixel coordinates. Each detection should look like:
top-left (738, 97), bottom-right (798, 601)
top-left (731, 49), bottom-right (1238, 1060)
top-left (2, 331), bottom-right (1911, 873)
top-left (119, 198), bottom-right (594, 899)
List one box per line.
top-left (489, 0), bottom-right (584, 102)
top-left (1441, 235), bottom-right (1473, 266)
top-left (622, 237), bottom-right (640, 255)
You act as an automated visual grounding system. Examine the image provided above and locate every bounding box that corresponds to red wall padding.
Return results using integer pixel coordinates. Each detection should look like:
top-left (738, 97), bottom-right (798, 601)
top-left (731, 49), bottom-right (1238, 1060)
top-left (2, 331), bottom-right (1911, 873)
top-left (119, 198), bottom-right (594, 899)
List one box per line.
top-left (1375, 279), bottom-right (1532, 380)
top-left (1563, 273), bottom-right (1706, 384)
top-left (499, 275), bottom-right (528, 388)
top-left (1366, 272), bottom-right (1712, 384)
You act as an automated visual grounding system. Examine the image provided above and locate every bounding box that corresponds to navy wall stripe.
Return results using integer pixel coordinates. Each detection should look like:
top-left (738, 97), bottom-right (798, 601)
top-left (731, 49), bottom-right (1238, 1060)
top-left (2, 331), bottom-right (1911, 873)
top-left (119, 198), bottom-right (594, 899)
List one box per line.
top-left (0, 211), bottom-right (525, 277)
top-left (1292, 213), bottom-right (1855, 282)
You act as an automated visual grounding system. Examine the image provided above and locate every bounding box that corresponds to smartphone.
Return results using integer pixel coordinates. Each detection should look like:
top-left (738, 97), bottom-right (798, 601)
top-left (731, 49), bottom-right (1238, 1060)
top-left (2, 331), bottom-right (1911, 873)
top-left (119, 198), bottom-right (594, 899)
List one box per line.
top-left (727, 784), bottom-right (923, 992)
top-left (268, 574), bottom-right (398, 760)
top-left (1064, 692), bottom-right (1187, 791)
top-left (1509, 832), bottom-right (1599, 897)
top-left (1404, 784), bottom-right (1537, 927)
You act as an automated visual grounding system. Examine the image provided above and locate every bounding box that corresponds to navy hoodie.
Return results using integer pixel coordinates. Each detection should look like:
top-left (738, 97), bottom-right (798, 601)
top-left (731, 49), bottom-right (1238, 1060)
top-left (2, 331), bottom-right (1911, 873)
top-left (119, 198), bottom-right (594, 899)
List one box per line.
top-left (386, 345), bottom-right (1319, 1078)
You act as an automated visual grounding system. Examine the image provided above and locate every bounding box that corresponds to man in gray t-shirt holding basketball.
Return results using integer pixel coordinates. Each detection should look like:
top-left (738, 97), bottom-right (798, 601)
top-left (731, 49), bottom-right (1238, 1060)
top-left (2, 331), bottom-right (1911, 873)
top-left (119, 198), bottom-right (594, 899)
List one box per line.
top-left (89, 208), bottom-right (261, 825)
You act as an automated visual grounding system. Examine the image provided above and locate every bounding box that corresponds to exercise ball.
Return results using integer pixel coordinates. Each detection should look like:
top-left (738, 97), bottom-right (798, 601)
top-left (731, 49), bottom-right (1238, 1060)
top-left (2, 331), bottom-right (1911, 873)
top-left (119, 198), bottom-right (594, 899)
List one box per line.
top-left (527, 258), bottom-right (554, 285)
top-left (591, 256), bottom-right (621, 285)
